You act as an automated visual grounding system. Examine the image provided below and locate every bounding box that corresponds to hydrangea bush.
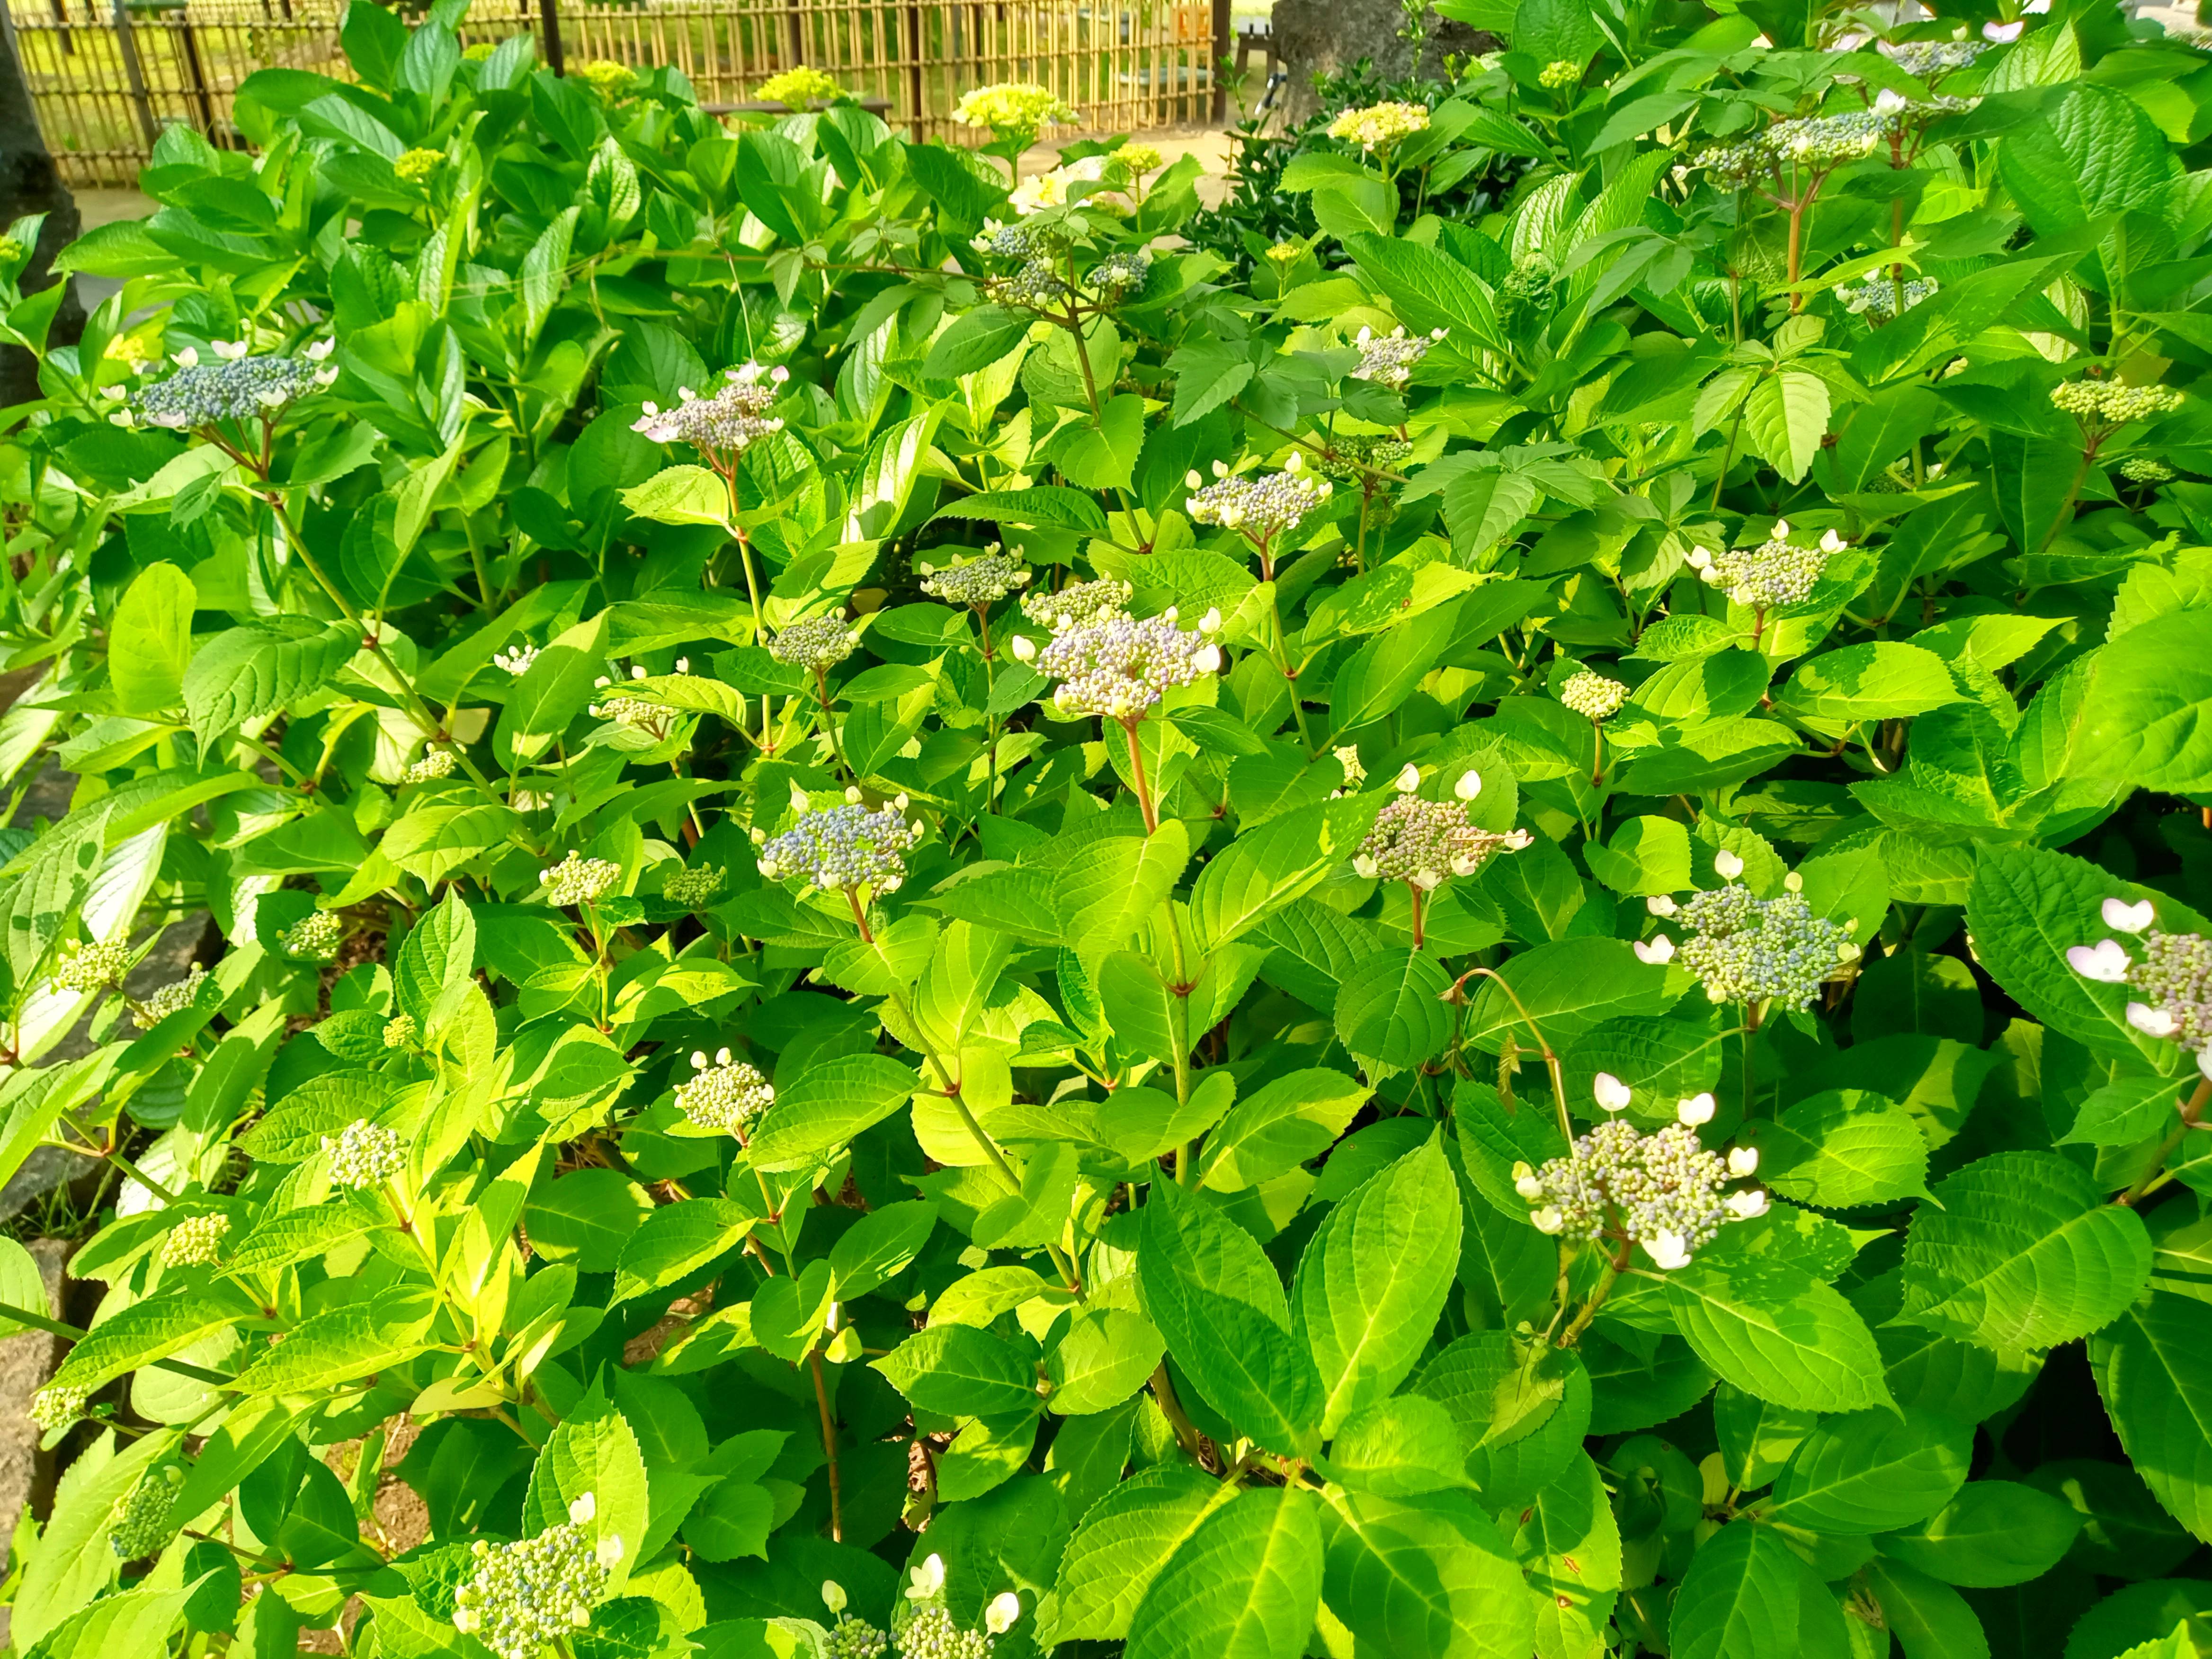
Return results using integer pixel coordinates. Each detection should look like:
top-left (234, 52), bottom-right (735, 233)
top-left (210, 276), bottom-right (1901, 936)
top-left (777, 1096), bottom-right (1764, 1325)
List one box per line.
top-left (3, 1), bottom-right (2212, 1657)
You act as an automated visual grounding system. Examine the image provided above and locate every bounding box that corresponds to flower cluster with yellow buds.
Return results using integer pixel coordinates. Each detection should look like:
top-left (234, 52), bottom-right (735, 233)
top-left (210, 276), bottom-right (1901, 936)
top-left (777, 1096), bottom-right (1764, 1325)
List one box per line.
top-left (133, 963), bottom-right (207, 1029)
top-left (756, 65), bottom-right (841, 107)
top-left (1327, 101), bottom-right (1430, 150)
top-left (1021, 577), bottom-right (1132, 634)
top-left (324, 1119), bottom-right (407, 1188)
top-left (1348, 325), bottom-right (1445, 390)
top-left (1560, 671), bottom-right (1628, 722)
top-left (1537, 59), bottom-right (1583, 89)
top-left (281, 910), bottom-right (344, 962)
top-left (920, 549), bottom-right (1031, 607)
top-left (160, 1213), bottom-right (231, 1267)
top-left (53, 939), bottom-right (131, 992)
top-left (663, 865), bottom-right (727, 906)
top-left (395, 147), bottom-right (444, 183)
top-left (950, 83), bottom-right (1074, 134)
top-left (542, 852), bottom-right (623, 907)
top-left (771, 615), bottom-right (859, 673)
top-left (576, 59), bottom-right (636, 98)
top-left (2050, 378), bottom-right (2185, 428)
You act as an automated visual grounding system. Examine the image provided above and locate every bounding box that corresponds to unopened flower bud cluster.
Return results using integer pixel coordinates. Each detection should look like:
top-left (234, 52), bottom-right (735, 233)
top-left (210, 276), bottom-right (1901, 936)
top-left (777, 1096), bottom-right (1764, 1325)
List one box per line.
top-left (632, 363), bottom-right (788, 458)
top-left (395, 147), bottom-right (443, 183)
top-left (281, 910), bottom-right (344, 962)
top-left (324, 1119), bottom-right (407, 1188)
top-left (971, 219), bottom-right (1057, 261)
top-left (590, 662), bottom-right (690, 734)
top-left (133, 963), bottom-right (207, 1029)
top-left (28, 1384), bottom-right (88, 1432)
top-left (53, 939), bottom-right (131, 992)
top-left (950, 82), bottom-right (1074, 132)
top-left (451, 1495), bottom-right (623, 1659)
top-left (1538, 58), bottom-right (1582, 89)
top-left (771, 615), bottom-right (859, 673)
top-left (920, 550), bottom-right (1031, 606)
top-left (107, 1465), bottom-right (179, 1560)
top-left (1037, 609), bottom-right (1222, 720)
top-left (384, 1014), bottom-right (419, 1049)
top-left (1327, 101), bottom-right (1429, 150)
top-left (495, 642), bottom-right (540, 677)
top-left (1354, 795), bottom-right (1530, 888)
top-left (677, 1048), bottom-right (776, 1134)
top-left (543, 852), bottom-right (622, 906)
top-left (1348, 326), bottom-right (1445, 390)
top-left (161, 1213), bottom-right (231, 1267)
top-left (758, 803), bottom-right (924, 892)
top-left (1882, 39), bottom-right (1987, 79)
top-left (1516, 1116), bottom-right (1764, 1269)
top-left (1687, 521), bottom-right (1844, 609)
top-left (1316, 434), bottom-right (1412, 483)
top-left (1022, 577), bottom-right (1132, 634)
top-left (1560, 671), bottom-right (1627, 722)
top-left (2050, 379), bottom-right (2184, 427)
top-left (404, 746), bottom-right (456, 783)
top-left (663, 865), bottom-right (727, 905)
top-left (1186, 454), bottom-right (1332, 542)
top-left (1661, 881), bottom-right (1855, 1009)
top-left (988, 258), bottom-right (1070, 308)
top-left (2067, 902), bottom-right (2212, 1076)
top-left (2122, 456), bottom-right (2176, 483)
top-left (1084, 250), bottom-right (1153, 294)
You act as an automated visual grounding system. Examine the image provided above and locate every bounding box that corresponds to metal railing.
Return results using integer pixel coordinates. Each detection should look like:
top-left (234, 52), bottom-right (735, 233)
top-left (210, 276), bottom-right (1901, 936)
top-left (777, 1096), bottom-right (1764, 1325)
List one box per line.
top-left (4, 0), bottom-right (1224, 187)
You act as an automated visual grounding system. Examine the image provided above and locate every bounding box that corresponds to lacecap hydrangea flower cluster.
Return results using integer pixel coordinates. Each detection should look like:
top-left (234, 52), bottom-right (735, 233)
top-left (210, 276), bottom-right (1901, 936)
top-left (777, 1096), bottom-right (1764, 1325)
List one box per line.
top-left (133, 963), bottom-right (207, 1028)
top-left (1030, 607), bottom-right (1222, 720)
top-left (1348, 326), bottom-right (1445, 389)
top-left (822, 1581), bottom-right (888, 1659)
top-left (632, 363), bottom-right (787, 459)
top-left (755, 65), bottom-right (841, 107)
top-left (1687, 520), bottom-right (1846, 609)
top-left (2068, 898), bottom-right (2212, 1079)
top-left (451, 1493), bottom-right (623, 1659)
top-left (1186, 453), bottom-right (1332, 543)
top-left (2050, 378), bottom-right (2185, 427)
top-left (52, 939), bottom-right (131, 992)
top-left (1882, 39), bottom-right (1988, 79)
top-left (121, 339), bottom-right (337, 429)
top-left (676, 1048), bottom-right (776, 1134)
top-left (1353, 788), bottom-right (1529, 888)
top-left (281, 910), bottom-right (344, 962)
top-left (1640, 860), bottom-right (1857, 1008)
top-left (892, 1555), bottom-right (1021, 1659)
top-left (1514, 1079), bottom-right (1767, 1270)
top-left (1021, 577), bottom-right (1132, 634)
top-left (757, 800), bottom-right (924, 892)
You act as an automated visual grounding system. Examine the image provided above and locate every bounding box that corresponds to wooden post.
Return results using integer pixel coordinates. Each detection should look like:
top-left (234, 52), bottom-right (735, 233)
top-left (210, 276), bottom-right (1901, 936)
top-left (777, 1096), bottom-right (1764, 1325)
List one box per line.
top-left (169, 4), bottom-right (220, 144)
top-left (784, 0), bottom-right (803, 66)
top-left (111, 0), bottom-right (159, 153)
top-left (538, 0), bottom-right (565, 74)
top-left (1209, 0), bottom-right (1228, 122)
top-left (904, 0), bottom-right (923, 138)
top-left (0, 0), bottom-right (83, 407)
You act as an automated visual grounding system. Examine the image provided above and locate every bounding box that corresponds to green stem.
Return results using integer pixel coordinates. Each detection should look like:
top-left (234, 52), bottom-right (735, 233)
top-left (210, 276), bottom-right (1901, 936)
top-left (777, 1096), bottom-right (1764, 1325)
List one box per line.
top-left (0, 1302), bottom-right (234, 1386)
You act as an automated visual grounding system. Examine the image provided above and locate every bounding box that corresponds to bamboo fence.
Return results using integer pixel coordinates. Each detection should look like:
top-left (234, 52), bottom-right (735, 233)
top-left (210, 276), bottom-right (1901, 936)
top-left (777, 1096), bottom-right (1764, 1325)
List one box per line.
top-left (3, 0), bottom-right (1223, 187)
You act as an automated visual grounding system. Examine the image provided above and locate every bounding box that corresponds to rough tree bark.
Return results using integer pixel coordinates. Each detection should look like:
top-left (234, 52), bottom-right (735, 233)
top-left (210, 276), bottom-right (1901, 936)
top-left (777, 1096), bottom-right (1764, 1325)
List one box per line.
top-left (0, 11), bottom-right (83, 408)
top-left (1270, 0), bottom-right (1490, 123)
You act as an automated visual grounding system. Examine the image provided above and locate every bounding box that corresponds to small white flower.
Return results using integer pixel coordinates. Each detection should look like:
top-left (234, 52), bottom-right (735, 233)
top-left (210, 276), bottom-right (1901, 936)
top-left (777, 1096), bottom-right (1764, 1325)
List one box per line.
top-left (1634, 936), bottom-right (1677, 965)
top-left (1454, 769), bottom-right (1482, 801)
top-left (1647, 894), bottom-right (1678, 917)
top-left (1819, 528), bottom-right (1846, 553)
top-left (1011, 634), bottom-right (1037, 661)
top-left (2127, 1002), bottom-right (2178, 1038)
top-left (909, 1553), bottom-right (947, 1601)
top-left (1194, 643), bottom-right (1222, 674)
top-left (1677, 1092), bottom-right (1716, 1127)
top-left (568, 1493), bottom-right (596, 1525)
top-left (986, 1593), bottom-right (1022, 1635)
top-left (1644, 1231), bottom-right (1692, 1270)
top-left (2067, 939), bottom-right (2132, 983)
top-left (2200, 1047), bottom-right (2212, 1083)
top-left (1728, 1146), bottom-right (1759, 1178)
top-left (212, 338), bottom-right (248, 360)
top-left (1392, 763), bottom-right (1421, 793)
top-left (1512, 1160), bottom-right (1543, 1200)
top-left (596, 1536), bottom-right (624, 1567)
top-left (1594, 1073), bottom-right (1632, 1112)
top-left (823, 1582), bottom-right (848, 1615)
top-left (1726, 1188), bottom-right (1770, 1220)
top-left (1686, 546), bottom-right (1712, 570)
top-left (172, 346), bottom-right (199, 368)
top-left (305, 337), bottom-right (335, 361)
top-left (1353, 854), bottom-right (1381, 879)
top-left (1984, 18), bottom-right (2025, 40)
top-left (1713, 849), bottom-right (1745, 880)
top-left (2103, 898), bottom-right (2156, 934)
top-left (1532, 1207), bottom-right (1565, 1235)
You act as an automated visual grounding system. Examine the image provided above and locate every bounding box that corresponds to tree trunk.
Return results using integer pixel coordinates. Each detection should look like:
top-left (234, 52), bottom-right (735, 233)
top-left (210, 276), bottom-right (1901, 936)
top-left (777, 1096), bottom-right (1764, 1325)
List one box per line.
top-left (0, 10), bottom-right (84, 408)
top-left (1270, 0), bottom-right (1491, 123)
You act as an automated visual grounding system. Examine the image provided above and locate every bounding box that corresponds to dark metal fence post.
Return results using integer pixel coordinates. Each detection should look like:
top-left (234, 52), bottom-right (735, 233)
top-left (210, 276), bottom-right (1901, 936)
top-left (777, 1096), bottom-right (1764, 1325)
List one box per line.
top-left (904, 0), bottom-right (922, 136)
top-left (1208, 0), bottom-right (1227, 122)
top-left (111, 0), bottom-right (159, 152)
top-left (538, 0), bottom-right (564, 73)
